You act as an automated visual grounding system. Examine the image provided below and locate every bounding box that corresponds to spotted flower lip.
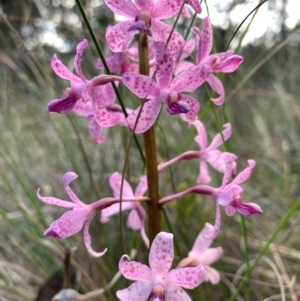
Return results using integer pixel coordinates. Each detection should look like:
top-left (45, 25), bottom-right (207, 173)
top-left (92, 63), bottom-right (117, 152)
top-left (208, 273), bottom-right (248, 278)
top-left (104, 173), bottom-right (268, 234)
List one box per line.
top-left (117, 232), bottom-right (207, 301)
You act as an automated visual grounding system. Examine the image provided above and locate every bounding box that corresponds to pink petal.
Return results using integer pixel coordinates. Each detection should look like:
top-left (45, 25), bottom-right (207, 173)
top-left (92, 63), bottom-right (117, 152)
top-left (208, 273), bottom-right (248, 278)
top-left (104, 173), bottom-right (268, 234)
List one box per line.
top-left (193, 17), bottom-right (212, 64)
top-left (44, 209), bottom-right (89, 238)
top-left (83, 212), bottom-right (107, 257)
top-left (204, 265), bottom-right (221, 285)
top-left (75, 39), bottom-right (88, 82)
top-left (232, 159), bottom-right (256, 185)
top-left (127, 99), bottom-right (161, 133)
top-left (206, 150), bottom-right (226, 173)
top-left (73, 99), bottom-right (93, 116)
top-left (149, 232), bottom-right (174, 274)
top-left (187, 0), bottom-right (202, 13)
top-left (134, 0), bottom-right (154, 12)
top-left (94, 106), bottom-right (121, 127)
top-left (122, 72), bottom-right (160, 99)
top-left (217, 185), bottom-right (243, 207)
top-left (101, 202), bottom-right (135, 223)
top-left (109, 172), bottom-right (134, 197)
top-left (179, 95), bottom-right (200, 122)
top-left (127, 209), bottom-right (143, 230)
top-left (169, 64), bottom-right (211, 93)
top-left (191, 223), bottom-right (215, 253)
top-left (116, 281), bottom-right (153, 301)
top-left (197, 160), bottom-right (211, 184)
top-left (37, 189), bottom-right (76, 208)
top-left (151, 20), bottom-right (185, 61)
top-left (225, 205), bottom-right (236, 216)
top-left (88, 117), bottom-right (106, 144)
top-left (151, 0), bottom-right (182, 19)
top-left (50, 54), bottom-right (81, 83)
top-left (154, 41), bottom-right (174, 89)
top-left (180, 39), bottom-right (195, 60)
top-left (232, 201), bottom-right (263, 216)
top-left (104, 0), bottom-right (138, 18)
top-left (174, 61), bottom-right (193, 76)
top-left (106, 21), bottom-right (136, 52)
top-left (97, 52), bottom-right (130, 74)
top-left (119, 255), bottom-right (154, 281)
top-left (93, 83), bottom-right (116, 107)
top-left (207, 123), bottom-right (232, 151)
top-left (135, 175), bottom-right (148, 196)
top-left (193, 247), bottom-right (223, 266)
top-left (167, 265), bottom-right (207, 289)
top-left (206, 74), bottom-right (225, 105)
top-left (220, 152), bottom-right (237, 188)
top-left (213, 55), bottom-right (243, 73)
top-left (164, 283), bottom-right (193, 301)
top-left (181, 6), bottom-right (191, 19)
top-left (48, 92), bottom-right (81, 114)
top-left (63, 172), bottom-right (83, 205)
top-left (192, 119), bottom-right (207, 150)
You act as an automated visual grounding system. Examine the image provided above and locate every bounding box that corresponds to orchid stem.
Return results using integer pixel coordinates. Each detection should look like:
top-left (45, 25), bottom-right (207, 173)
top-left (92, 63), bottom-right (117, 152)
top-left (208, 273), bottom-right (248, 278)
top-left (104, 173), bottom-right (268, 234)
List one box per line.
top-left (138, 31), bottom-right (161, 244)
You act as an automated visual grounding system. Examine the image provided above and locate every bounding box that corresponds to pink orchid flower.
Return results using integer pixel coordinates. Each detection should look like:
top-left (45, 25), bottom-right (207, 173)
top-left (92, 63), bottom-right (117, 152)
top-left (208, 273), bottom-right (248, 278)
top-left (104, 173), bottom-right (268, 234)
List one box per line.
top-left (192, 17), bottom-right (243, 105)
top-left (37, 172), bottom-right (149, 257)
top-left (191, 119), bottom-right (237, 184)
top-left (213, 153), bottom-right (263, 217)
top-left (158, 120), bottom-right (236, 184)
top-left (177, 223), bottom-right (223, 285)
top-left (101, 172), bottom-right (149, 247)
top-left (123, 41), bottom-right (211, 133)
top-left (48, 39), bottom-right (121, 115)
top-left (104, 0), bottom-right (185, 60)
top-left (117, 232), bottom-right (207, 301)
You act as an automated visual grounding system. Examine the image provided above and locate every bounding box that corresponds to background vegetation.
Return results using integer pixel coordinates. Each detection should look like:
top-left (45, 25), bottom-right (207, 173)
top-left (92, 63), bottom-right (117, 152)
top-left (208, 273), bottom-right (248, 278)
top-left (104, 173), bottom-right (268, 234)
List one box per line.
top-left (0, 0), bottom-right (300, 300)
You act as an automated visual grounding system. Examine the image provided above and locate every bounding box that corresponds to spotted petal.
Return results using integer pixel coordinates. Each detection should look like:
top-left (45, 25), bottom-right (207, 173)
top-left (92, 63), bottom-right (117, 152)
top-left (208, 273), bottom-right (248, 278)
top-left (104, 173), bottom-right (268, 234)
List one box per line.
top-left (127, 99), bottom-right (161, 133)
top-left (50, 54), bottom-right (81, 83)
top-left (37, 189), bottom-right (76, 208)
top-left (104, 0), bottom-right (138, 18)
top-left (179, 95), bottom-right (200, 123)
top-left (164, 283), bottom-right (193, 301)
top-left (151, 0), bottom-right (182, 19)
top-left (206, 74), bottom-right (225, 105)
top-left (63, 172), bottom-right (83, 205)
top-left (149, 232), bottom-right (174, 274)
top-left (109, 172), bottom-right (134, 198)
top-left (44, 209), bottom-right (89, 238)
top-left (167, 265), bottom-right (207, 289)
top-left (116, 281), bottom-right (153, 301)
top-left (106, 21), bottom-right (136, 52)
top-left (232, 160), bottom-right (256, 185)
top-left (75, 39), bottom-right (88, 82)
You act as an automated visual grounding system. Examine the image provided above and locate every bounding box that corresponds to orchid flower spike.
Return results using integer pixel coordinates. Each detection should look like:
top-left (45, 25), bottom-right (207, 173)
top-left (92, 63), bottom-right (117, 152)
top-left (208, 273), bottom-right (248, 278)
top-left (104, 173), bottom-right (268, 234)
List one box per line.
top-left (117, 232), bottom-right (207, 301)
top-left (104, 0), bottom-right (185, 60)
top-left (213, 153), bottom-right (263, 216)
top-left (101, 172), bottom-right (149, 248)
top-left (177, 223), bottom-right (223, 285)
top-left (48, 39), bottom-right (121, 114)
top-left (37, 172), bottom-right (108, 257)
top-left (191, 119), bottom-right (237, 184)
top-left (123, 41), bottom-right (211, 133)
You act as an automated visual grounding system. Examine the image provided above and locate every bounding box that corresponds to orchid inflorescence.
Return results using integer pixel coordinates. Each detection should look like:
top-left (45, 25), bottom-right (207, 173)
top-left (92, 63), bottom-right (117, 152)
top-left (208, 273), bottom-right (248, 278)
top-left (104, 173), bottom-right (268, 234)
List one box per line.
top-left (38, 0), bottom-right (262, 299)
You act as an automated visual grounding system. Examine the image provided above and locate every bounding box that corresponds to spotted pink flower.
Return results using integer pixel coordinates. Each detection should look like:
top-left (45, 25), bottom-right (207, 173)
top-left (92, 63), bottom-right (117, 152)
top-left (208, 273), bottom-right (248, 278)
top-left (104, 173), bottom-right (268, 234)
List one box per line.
top-left (37, 172), bottom-right (107, 257)
top-left (191, 119), bottom-right (236, 184)
top-left (213, 153), bottom-right (263, 216)
top-left (104, 0), bottom-right (185, 60)
top-left (123, 41), bottom-right (211, 133)
top-left (117, 232), bottom-right (207, 301)
top-left (101, 172), bottom-right (149, 247)
top-left (178, 223), bottom-right (223, 285)
top-left (192, 17), bottom-right (244, 105)
top-left (49, 39), bottom-right (121, 116)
